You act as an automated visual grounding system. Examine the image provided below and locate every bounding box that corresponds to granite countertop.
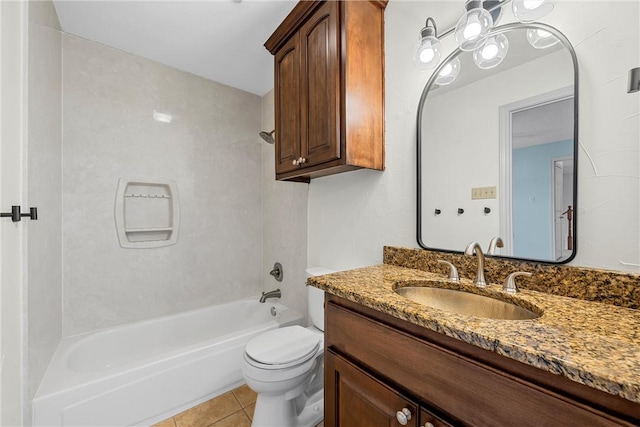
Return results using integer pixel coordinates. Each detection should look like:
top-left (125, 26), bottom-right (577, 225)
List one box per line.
top-left (308, 264), bottom-right (640, 404)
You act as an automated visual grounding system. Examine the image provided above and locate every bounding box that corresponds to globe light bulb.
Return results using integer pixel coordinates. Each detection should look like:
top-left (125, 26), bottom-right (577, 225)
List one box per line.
top-left (454, 7), bottom-right (494, 51)
top-left (435, 57), bottom-right (461, 86)
top-left (526, 28), bottom-right (559, 49)
top-left (523, 0), bottom-right (544, 9)
top-left (413, 22), bottom-right (441, 70)
top-left (481, 44), bottom-right (499, 60)
top-left (473, 34), bottom-right (509, 69)
top-left (513, 0), bottom-right (555, 22)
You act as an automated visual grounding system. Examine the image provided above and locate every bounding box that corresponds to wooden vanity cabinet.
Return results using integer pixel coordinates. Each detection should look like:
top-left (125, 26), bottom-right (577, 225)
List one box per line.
top-left (326, 348), bottom-right (455, 427)
top-left (326, 350), bottom-right (419, 426)
top-left (265, 0), bottom-right (386, 181)
top-left (324, 294), bottom-right (640, 427)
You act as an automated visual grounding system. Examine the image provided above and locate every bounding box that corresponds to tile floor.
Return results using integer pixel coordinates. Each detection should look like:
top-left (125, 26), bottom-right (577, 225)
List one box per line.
top-left (152, 384), bottom-right (324, 427)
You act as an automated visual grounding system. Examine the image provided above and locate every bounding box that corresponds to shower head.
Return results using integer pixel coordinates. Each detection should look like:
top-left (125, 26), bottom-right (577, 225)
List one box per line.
top-left (259, 130), bottom-right (275, 144)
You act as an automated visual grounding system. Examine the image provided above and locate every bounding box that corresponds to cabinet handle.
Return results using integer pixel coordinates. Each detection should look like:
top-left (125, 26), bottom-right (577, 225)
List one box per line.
top-left (292, 159), bottom-right (299, 166)
top-left (300, 157), bottom-right (307, 164)
top-left (396, 407), bottom-right (412, 425)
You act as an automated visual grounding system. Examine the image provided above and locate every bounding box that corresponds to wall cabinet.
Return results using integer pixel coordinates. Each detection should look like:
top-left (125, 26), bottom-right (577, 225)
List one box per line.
top-left (265, 0), bottom-right (386, 181)
top-left (325, 294), bottom-right (640, 427)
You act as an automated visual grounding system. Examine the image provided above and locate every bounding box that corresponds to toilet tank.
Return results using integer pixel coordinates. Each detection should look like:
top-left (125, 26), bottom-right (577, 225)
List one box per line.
top-left (306, 267), bottom-right (336, 332)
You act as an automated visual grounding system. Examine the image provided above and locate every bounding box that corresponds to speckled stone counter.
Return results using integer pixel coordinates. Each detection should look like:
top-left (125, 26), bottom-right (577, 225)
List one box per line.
top-left (308, 264), bottom-right (640, 404)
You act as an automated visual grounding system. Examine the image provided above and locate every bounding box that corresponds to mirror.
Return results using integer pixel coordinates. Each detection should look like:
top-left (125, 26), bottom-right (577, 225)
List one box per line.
top-left (417, 23), bottom-right (578, 263)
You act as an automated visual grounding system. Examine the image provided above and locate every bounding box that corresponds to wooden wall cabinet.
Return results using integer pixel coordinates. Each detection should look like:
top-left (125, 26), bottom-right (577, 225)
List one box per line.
top-left (265, 0), bottom-right (386, 182)
top-left (325, 294), bottom-right (640, 427)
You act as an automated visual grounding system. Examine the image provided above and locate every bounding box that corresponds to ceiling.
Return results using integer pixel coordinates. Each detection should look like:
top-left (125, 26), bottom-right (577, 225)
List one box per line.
top-left (53, 0), bottom-right (298, 96)
top-left (512, 97), bottom-right (574, 149)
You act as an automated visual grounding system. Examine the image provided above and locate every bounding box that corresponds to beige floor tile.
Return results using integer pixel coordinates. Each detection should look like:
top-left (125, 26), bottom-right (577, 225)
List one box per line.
top-left (208, 410), bottom-right (251, 427)
top-left (151, 418), bottom-right (176, 427)
top-left (243, 403), bottom-right (255, 421)
top-left (174, 392), bottom-right (241, 427)
top-left (232, 384), bottom-right (257, 408)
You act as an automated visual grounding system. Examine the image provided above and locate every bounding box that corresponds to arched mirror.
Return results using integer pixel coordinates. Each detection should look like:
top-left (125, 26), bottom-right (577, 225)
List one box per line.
top-left (417, 23), bottom-right (578, 263)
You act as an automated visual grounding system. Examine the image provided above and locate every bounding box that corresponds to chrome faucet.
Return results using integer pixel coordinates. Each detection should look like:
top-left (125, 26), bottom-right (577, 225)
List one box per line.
top-left (259, 289), bottom-right (281, 303)
top-left (487, 237), bottom-right (504, 255)
top-left (464, 241), bottom-right (487, 287)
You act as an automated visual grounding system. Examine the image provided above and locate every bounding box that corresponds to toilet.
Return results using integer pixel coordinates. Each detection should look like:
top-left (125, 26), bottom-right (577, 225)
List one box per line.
top-left (242, 267), bottom-right (334, 427)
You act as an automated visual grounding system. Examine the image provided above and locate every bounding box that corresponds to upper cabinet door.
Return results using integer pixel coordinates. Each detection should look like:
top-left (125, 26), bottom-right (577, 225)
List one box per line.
top-left (299, 0), bottom-right (340, 167)
top-left (274, 34), bottom-right (301, 175)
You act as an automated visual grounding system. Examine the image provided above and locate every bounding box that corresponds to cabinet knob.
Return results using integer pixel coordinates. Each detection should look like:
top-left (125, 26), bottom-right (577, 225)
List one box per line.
top-left (292, 159), bottom-right (299, 166)
top-left (423, 423), bottom-right (435, 427)
top-left (396, 407), bottom-right (412, 425)
top-left (300, 157), bottom-right (307, 164)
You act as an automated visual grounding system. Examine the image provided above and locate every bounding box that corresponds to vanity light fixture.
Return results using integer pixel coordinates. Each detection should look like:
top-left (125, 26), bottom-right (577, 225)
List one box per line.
top-left (413, 0), bottom-right (555, 73)
top-left (413, 18), bottom-right (442, 70)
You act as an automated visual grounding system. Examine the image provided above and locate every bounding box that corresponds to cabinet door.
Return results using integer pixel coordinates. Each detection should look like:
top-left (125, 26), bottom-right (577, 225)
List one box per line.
top-left (274, 33), bottom-right (301, 174)
top-left (299, 0), bottom-right (340, 167)
top-left (326, 350), bottom-right (418, 427)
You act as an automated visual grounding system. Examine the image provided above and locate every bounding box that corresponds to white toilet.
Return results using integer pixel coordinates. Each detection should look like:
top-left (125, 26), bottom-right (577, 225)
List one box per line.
top-left (242, 267), bottom-right (334, 427)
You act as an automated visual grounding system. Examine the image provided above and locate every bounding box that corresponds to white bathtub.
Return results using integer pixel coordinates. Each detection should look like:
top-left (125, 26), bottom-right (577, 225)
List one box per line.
top-left (32, 298), bottom-right (303, 426)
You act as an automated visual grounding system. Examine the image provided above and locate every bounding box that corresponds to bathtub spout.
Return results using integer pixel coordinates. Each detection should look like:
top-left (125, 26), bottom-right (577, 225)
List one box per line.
top-left (260, 289), bottom-right (281, 303)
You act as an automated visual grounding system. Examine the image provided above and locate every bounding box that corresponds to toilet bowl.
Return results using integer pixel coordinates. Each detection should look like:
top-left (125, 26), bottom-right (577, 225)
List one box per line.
top-left (242, 267), bottom-right (334, 427)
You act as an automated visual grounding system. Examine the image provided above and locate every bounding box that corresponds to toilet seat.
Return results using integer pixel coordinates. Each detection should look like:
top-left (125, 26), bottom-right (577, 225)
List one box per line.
top-left (245, 326), bottom-right (321, 370)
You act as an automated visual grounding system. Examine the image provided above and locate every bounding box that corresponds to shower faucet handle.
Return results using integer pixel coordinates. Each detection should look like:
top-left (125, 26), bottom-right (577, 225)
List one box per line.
top-left (269, 262), bottom-right (283, 282)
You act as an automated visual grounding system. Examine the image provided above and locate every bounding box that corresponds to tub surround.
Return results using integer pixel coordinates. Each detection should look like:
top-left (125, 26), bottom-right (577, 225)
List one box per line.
top-left (308, 261), bottom-right (640, 405)
top-left (385, 246), bottom-right (640, 309)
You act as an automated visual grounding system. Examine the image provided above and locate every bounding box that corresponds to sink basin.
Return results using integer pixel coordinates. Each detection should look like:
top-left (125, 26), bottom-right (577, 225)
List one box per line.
top-left (395, 287), bottom-right (539, 320)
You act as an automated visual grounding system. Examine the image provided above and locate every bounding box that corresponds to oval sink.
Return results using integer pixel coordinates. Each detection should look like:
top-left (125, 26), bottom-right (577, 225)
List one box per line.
top-left (395, 287), bottom-right (539, 320)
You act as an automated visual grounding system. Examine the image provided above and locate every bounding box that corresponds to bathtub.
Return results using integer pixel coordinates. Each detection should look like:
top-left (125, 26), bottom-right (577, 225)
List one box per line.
top-left (32, 298), bottom-right (303, 426)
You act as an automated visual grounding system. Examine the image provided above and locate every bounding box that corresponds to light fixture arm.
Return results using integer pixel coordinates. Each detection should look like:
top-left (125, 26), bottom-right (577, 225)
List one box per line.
top-left (435, 0), bottom-right (513, 40)
top-left (421, 17), bottom-right (438, 39)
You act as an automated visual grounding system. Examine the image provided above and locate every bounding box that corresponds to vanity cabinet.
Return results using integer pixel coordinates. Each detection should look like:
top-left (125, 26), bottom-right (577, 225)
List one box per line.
top-left (326, 349), bottom-right (454, 427)
top-left (265, 0), bottom-right (386, 181)
top-left (326, 350), bottom-right (419, 427)
top-left (324, 294), bottom-right (640, 427)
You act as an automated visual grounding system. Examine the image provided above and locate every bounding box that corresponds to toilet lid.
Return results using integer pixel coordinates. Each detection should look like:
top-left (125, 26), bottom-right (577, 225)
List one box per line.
top-left (245, 326), bottom-right (321, 366)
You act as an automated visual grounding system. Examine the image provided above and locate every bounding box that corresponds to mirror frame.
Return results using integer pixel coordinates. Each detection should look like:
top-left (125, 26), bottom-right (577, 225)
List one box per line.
top-left (416, 22), bottom-right (579, 264)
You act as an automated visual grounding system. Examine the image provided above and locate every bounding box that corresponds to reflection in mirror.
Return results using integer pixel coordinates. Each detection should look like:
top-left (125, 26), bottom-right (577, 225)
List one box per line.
top-left (417, 23), bottom-right (578, 264)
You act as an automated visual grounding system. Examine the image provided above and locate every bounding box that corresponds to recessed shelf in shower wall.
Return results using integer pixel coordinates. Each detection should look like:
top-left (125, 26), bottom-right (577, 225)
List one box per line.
top-left (115, 178), bottom-right (180, 248)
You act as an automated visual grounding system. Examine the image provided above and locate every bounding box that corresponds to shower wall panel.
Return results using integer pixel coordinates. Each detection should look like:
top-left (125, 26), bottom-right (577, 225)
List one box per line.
top-left (62, 34), bottom-right (263, 336)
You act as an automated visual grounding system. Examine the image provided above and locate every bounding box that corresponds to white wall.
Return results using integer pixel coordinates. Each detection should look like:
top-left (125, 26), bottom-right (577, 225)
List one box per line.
top-left (308, 0), bottom-right (640, 274)
top-left (62, 34), bottom-right (264, 336)
top-left (261, 90), bottom-right (309, 321)
top-left (26, 0), bottom-right (63, 409)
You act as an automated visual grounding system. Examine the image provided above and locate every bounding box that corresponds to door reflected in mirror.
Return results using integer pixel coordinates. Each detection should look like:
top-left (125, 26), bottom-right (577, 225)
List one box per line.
top-left (417, 23), bottom-right (578, 263)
